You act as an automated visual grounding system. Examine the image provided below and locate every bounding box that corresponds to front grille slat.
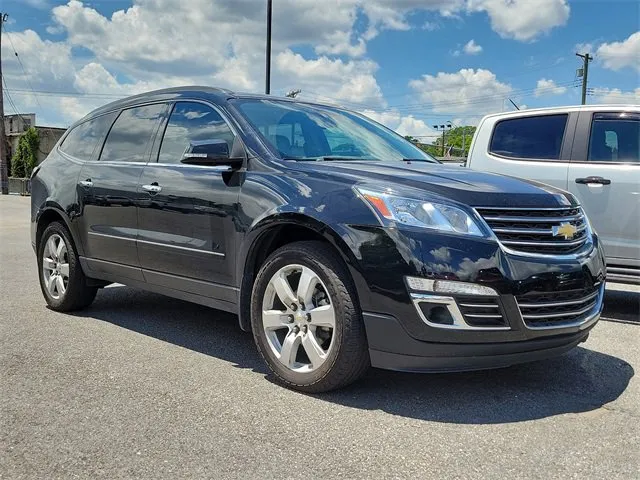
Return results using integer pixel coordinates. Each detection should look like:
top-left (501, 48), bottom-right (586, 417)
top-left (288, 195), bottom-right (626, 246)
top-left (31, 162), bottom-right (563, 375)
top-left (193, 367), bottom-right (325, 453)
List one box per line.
top-left (518, 290), bottom-right (599, 309)
top-left (516, 285), bottom-right (602, 328)
top-left (455, 295), bottom-right (508, 328)
top-left (476, 207), bottom-right (590, 255)
top-left (482, 213), bottom-right (583, 223)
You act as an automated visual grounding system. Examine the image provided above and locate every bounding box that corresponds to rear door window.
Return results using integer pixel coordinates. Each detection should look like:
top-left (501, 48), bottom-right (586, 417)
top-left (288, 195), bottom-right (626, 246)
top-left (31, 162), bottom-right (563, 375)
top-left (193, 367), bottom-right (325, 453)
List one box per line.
top-left (59, 112), bottom-right (117, 160)
top-left (588, 114), bottom-right (639, 163)
top-left (489, 114), bottom-right (568, 160)
top-left (99, 103), bottom-right (166, 162)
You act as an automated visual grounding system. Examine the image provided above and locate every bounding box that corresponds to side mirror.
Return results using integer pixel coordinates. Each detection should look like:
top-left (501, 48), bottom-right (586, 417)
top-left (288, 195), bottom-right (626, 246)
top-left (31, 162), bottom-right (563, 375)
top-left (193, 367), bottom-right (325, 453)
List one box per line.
top-left (181, 138), bottom-right (244, 168)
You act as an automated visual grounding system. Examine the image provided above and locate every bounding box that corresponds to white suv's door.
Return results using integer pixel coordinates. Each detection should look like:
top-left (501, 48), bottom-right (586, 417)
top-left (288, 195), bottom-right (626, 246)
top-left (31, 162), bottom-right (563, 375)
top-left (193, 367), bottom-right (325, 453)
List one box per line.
top-left (568, 111), bottom-right (640, 273)
top-left (468, 112), bottom-right (577, 191)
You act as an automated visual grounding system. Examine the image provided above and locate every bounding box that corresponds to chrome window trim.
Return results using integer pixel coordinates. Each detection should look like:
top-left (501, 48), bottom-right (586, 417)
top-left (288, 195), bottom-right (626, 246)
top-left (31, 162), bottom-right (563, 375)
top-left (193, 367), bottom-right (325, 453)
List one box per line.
top-left (152, 98), bottom-right (241, 166)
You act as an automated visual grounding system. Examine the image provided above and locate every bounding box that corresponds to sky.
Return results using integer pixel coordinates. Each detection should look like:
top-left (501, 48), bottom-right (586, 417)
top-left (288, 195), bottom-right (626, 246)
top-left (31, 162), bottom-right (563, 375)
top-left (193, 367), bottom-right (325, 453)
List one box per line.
top-left (2, 0), bottom-right (639, 141)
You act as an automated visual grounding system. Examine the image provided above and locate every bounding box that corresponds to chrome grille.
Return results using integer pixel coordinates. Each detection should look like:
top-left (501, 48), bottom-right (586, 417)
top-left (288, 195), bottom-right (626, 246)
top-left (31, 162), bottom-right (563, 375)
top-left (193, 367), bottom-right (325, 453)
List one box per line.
top-left (456, 295), bottom-right (507, 328)
top-left (516, 284), bottom-right (602, 329)
top-left (476, 207), bottom-right (590, 255)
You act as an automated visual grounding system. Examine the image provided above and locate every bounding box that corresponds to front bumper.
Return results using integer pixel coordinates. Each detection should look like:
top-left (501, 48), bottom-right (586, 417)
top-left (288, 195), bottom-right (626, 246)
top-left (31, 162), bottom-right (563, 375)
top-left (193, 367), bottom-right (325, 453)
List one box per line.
top-left (349, 225), bottom-right (606, 372)
top-left (364, 311), bottom-right (593, 372)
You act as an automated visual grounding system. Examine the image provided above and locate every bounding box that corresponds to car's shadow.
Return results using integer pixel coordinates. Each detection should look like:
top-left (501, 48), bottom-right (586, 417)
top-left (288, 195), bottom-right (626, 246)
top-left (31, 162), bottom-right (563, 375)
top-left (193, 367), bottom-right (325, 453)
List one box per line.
top-left (602, 287), bottom-right (640, 324)
top-left (73, 286), bottom-right (634, 425)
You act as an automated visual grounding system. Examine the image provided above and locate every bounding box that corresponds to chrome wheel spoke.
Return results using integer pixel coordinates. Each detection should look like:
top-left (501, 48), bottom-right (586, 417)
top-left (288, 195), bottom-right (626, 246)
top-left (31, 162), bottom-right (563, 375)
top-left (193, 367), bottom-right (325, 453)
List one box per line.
top-left (55, 275), bottom-right (66, 296)
top-left (47, 236), bottom-right (58, 260)
top-left (59, 263), bottom-right (70, 278)
top-left (263, 309), bottom-right (290, 330)
top-left (308, 305), bottom-right (335, 328)
top-left (56, 240), bottom-right (67, 261)
top-left (279, 331), bottom-right (301, 367)
top-left (45, 274), bottom-right (57, 295)
top-left (43, 257), bottom-right (56, 271)
top-left (296, 266), bottom-right (318, 307)
top-left (272, 273), bottom-right (297, 307)
top-left (302, 333), bottom-right (326, 368)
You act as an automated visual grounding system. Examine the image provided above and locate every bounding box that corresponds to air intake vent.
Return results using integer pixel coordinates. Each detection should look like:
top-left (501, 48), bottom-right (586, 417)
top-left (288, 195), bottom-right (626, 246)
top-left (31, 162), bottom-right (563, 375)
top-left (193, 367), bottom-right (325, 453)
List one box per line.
top-left (516, 284), bottom-right (602, 329)
top-left (456, 295), bottom-right (507, 328)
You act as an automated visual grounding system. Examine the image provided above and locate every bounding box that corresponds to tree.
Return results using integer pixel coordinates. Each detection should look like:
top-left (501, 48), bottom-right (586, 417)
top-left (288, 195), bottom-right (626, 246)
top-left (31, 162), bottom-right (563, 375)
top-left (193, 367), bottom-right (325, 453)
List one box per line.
top-left (432, 126), bottom-right (476, 155)
top-left (11, 127), bottom-right (39, 178)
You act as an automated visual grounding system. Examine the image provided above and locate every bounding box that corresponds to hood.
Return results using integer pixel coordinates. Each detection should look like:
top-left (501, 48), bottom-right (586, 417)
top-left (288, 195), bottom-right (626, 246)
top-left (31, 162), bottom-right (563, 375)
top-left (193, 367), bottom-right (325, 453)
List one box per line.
top-left (300, 160), bottom-right (576, 208)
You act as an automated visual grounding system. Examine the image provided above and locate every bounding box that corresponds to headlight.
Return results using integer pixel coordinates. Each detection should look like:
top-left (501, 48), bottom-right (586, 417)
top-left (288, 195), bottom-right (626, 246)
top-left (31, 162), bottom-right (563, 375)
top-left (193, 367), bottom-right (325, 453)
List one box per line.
top-left (355, 186), bottom-right (484, 236)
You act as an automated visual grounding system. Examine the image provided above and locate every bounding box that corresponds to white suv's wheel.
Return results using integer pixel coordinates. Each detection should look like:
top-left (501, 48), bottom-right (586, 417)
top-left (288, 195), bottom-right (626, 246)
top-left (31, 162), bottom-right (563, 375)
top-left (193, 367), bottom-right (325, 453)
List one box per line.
top-left (251, 241), bottom-right (369, 392)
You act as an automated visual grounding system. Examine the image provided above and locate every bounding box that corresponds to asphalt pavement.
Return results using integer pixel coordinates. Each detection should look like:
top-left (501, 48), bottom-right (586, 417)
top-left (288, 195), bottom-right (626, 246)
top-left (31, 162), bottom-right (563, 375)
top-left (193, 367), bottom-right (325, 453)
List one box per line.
top-left (1, 195), bottom-right (639, 479)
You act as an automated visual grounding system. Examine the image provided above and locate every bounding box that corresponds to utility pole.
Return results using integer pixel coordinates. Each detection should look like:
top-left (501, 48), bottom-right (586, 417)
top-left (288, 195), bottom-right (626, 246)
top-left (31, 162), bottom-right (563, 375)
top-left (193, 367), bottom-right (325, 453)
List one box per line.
top-left (576, 52), bottom-right (593, 105)
top-left (0, 12), bottom-right (9, 195)
top-left (433, 124), bottom-right (452, 157)
top-left (265, 0), bottom-right (272, 95)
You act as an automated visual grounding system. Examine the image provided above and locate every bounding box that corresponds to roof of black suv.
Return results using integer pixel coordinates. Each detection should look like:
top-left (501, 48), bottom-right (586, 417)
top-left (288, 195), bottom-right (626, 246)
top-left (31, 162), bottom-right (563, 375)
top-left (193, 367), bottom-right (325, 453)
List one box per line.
top-left (86, 86), bottom-right (235, 119)
top-left (84, 86), bottom-right (309, 123)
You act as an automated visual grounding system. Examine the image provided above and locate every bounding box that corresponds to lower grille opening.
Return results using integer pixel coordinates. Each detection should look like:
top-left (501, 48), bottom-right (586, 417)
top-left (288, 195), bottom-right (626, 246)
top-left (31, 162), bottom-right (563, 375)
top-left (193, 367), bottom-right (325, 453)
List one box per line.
top-left (516, 284), bottom-right (601, 328)
top-left (418, 304), bottom-right (455, 326)
top-left (456, 295), bottom-right (507, 328)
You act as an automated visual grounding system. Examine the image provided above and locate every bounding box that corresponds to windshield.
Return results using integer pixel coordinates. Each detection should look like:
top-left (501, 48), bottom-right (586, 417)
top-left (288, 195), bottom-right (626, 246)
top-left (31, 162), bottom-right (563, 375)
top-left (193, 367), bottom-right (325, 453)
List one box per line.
top-left (232, 98), bottom-right (438, 162)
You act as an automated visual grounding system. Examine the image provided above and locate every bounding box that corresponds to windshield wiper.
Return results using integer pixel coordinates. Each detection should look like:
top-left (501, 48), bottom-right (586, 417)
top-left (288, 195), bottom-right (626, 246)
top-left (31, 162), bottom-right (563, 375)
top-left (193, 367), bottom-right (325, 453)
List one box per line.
top-left (315, 156), bottom-right (380, 162)
top-left (403, 158), bottom-right (439, 163)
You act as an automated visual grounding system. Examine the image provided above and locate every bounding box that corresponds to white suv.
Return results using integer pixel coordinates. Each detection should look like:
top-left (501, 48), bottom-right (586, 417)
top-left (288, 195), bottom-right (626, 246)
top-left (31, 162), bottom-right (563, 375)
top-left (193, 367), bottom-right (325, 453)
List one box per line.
top-left (467, 105), bottom-right (640, 284)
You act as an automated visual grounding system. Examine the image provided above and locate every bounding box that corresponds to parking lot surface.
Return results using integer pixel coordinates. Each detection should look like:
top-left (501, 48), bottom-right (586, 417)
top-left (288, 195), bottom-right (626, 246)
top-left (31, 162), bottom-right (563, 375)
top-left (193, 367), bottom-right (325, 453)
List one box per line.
top-left (1, 195), bottom-right (639, 479)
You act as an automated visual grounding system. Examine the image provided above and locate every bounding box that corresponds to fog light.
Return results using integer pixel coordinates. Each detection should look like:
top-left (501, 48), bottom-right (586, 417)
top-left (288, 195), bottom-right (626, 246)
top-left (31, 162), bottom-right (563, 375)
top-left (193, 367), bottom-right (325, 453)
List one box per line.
top-left (405, 276), bottom-right (498, 296)
top-left (418, 304), bottom-right (454, 325)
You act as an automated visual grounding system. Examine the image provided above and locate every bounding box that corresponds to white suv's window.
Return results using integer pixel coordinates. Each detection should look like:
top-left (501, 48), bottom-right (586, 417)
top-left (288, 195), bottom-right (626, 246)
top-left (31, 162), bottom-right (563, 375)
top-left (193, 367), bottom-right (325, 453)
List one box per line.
top-left (489, 114), bottom-right (568, 160)
top-left (588, 114), bottom-right (639, 163)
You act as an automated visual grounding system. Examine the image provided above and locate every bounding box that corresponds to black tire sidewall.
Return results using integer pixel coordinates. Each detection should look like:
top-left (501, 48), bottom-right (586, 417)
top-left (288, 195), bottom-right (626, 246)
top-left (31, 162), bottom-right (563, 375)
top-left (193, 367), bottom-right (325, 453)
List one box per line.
top-left (251, 243), bottom-right (358, 389)
top-left (37, 222), bottom-right (93, 311)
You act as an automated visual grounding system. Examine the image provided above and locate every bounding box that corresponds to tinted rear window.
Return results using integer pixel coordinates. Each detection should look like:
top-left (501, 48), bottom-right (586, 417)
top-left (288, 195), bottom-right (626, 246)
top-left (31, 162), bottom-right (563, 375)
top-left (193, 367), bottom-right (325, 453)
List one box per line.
top-left (588, 115), bottom-right (639, 163)
top-left (59, 112), bottom-right (117, 160)
top-left (99, 104), bottom-right (166, 163)
top-left (490, 114), bottom-right (568, 160)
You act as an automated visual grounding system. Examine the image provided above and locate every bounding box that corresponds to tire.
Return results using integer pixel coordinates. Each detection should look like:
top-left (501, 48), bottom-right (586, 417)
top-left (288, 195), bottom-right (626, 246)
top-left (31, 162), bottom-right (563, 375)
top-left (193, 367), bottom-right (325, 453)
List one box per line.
top-left (251, 241), bottom-right (370, 393)
top-left (37, 221), bottom-right (97, 312)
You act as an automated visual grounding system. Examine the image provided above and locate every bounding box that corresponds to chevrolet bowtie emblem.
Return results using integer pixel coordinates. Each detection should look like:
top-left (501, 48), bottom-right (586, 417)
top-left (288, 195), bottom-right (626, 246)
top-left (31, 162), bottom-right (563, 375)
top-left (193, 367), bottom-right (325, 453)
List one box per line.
top-left (552, 222), bottom-right (578, 240)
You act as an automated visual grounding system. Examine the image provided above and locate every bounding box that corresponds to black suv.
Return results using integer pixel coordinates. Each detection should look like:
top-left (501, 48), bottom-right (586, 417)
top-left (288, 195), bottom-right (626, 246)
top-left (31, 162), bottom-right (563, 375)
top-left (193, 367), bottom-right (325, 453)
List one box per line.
top-left (31, 87), bottom-right (606, 392)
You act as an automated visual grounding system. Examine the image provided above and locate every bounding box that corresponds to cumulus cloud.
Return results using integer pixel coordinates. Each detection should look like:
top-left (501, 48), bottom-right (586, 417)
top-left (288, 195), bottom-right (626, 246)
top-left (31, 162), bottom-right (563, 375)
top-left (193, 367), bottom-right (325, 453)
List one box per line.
top-left (535, 78), bottom-right (567, 97)
top-left (275, 50), bottom-right (385, 107)
top-left (590, 87), bottom-right (640, 105)
top-left (360, 110), bottom-right (438, 138)
top-left (596, 31), bottom-right (640, 72)
top-left (4, 0), bottom-right (581, 127)
top-left (466, 0), bottom-right (570, 41)
top-left (463, 39), bottom-right (483, 55)
top-left (409, 68), bottom-right (512, 114)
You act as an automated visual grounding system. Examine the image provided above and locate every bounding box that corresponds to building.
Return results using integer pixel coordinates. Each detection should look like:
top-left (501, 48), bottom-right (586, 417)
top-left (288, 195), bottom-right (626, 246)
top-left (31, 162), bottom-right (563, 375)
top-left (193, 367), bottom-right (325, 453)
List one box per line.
top-left (4, 114), bottom-right (67, 166)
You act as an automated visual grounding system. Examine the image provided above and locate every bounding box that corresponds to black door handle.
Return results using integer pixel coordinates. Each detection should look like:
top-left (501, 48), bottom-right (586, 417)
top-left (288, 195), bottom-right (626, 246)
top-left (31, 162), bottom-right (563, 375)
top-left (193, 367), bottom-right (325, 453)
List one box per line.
top-left (575, 176), bottom-right (611, 185)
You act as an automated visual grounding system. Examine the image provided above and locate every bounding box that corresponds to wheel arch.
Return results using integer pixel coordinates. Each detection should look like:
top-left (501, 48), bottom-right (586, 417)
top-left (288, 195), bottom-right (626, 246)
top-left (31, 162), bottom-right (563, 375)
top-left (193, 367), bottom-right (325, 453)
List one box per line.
top-left (237, 213), bottom-right (368, 332)
top-left (35, 205), bottom-right (83, 256)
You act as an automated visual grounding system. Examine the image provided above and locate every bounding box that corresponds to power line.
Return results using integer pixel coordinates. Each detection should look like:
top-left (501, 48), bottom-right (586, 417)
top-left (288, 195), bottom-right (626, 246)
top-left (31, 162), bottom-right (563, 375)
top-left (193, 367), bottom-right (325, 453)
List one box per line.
top-left (4, 31), bottom-right (63, 139)
top-left (303, 80), bottom-right (579, 113)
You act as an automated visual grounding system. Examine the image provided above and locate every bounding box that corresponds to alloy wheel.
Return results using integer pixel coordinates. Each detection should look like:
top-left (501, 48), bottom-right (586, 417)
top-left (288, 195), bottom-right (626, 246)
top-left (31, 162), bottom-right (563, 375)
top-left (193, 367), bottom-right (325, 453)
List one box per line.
top-left (42, 233), bottom-right (69, 300)
top-left (262, 264), bottom-right (336, 373)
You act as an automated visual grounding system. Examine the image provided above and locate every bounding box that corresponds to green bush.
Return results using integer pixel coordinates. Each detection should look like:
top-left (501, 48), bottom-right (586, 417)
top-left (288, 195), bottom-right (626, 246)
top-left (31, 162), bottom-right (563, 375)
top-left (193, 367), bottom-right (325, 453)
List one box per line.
top-left (11, 127), bottom-right (40, 178)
